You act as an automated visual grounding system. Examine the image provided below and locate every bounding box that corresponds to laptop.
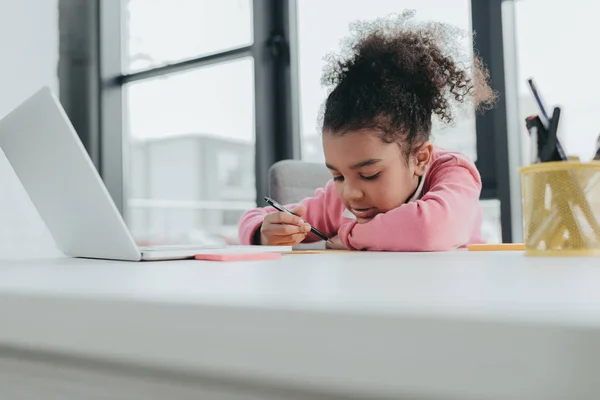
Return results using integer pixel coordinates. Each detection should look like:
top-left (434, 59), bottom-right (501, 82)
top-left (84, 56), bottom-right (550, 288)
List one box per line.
top-left (0, 87), bottom-right (289, 261)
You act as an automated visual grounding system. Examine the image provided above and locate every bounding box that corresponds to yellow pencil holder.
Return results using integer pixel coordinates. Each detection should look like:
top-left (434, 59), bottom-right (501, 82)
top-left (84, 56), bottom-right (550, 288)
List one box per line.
top-left (520, 161), bottom-right (600, 256)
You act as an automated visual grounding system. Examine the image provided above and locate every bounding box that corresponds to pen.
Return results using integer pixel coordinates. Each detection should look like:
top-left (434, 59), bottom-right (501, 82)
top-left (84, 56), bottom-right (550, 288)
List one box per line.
top-left (527, 78), bottom-right (551, 128)
top-left (264, 196), bottom-right (329, 242)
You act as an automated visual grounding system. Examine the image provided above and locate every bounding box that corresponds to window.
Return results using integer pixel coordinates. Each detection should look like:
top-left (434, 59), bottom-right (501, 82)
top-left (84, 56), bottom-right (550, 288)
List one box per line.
top-left (124, 0), bottom-right (253, 72)
top-left (296, 0), bottom-right (477, 163)
top-left (295, 0), bottom-right (501, 243)
top-left (90, 0), bottom-right (511, 245)
top-left (514, 0), bottom-right (600, 162)
top-left (120, 0), bottom-right (256, 246)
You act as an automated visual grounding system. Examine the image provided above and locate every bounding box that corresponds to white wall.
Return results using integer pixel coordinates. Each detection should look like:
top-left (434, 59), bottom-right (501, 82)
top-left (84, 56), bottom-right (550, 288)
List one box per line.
top-left (0, 0), bottom-right (60, 257)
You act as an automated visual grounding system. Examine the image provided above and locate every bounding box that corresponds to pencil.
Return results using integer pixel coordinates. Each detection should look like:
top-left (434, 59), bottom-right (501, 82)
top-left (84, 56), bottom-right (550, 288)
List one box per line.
top-left (468, 243), bottom-right (525, 251)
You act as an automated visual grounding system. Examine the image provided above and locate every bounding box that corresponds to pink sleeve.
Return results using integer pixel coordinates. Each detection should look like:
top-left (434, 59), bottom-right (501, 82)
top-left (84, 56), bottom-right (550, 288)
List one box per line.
top-left (238, 180), bottom-right (342, 245)
top-left (337, 159), bottom-right (482, 252)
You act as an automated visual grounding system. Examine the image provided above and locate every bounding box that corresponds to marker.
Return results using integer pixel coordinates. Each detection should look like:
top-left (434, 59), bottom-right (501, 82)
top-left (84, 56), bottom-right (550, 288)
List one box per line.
top-left (526, 78), bottom-right (567, 161)
top-left (525, 115), bottom-right (542, 163)
top-left (264, 197), bottom-right (329, 242)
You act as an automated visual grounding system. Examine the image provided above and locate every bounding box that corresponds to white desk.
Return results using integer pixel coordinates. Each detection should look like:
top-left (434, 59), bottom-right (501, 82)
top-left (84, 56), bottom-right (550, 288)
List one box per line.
top-left (1, 251), bottom-right (600, 399)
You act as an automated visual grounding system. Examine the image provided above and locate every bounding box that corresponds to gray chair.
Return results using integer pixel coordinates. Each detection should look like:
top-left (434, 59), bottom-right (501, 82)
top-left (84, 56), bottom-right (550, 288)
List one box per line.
top-left (268, 160), bottom-right (332, 249)
top-left (268, 159), bottom-right (331, 204)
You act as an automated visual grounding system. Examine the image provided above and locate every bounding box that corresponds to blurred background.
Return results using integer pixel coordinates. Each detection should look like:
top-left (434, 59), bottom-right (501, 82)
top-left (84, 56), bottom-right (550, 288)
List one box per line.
top-left (1, 0), bottom-right (599, 253)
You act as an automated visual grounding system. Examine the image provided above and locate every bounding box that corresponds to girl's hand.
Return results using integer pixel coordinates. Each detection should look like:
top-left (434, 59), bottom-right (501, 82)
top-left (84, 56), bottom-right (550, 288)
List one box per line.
top-left (260, 205), bottom-right (312, 246)
top-left (326, 235), bottom-right (347, 250)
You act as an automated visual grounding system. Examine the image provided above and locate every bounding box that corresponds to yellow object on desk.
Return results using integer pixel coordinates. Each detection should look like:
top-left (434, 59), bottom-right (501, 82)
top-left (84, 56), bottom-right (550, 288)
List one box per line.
top-left (468, 243), bottom-right (525, 251)
top-left (520, 161), bottom-right (600, 256)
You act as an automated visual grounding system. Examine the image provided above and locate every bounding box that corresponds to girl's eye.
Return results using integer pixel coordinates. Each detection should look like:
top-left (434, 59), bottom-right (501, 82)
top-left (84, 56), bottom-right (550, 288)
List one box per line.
top-left (361, 172), bottom-right (380, 181)
top-left (333, 175), bottom-right (344, 182)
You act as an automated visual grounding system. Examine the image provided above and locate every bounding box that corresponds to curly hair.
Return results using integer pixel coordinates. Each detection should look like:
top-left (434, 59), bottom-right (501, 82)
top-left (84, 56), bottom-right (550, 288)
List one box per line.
top-left (320, 10), bottom-right (497, 156)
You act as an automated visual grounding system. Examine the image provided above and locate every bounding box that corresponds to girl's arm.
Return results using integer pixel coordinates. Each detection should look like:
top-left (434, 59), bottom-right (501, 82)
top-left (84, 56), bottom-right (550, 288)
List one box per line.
top-left (238, 180), bottom-right (343, 245)
top-left (338, 157), bottom-right (482, 251)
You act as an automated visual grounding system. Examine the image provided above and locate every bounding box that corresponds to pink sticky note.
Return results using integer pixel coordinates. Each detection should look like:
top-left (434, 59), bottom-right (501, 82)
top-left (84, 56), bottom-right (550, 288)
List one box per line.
top-left (194, 252), bottom-right (282, 262)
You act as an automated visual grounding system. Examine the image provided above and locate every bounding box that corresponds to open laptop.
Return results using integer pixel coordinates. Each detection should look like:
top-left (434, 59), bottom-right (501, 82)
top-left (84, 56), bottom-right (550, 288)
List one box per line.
top-left (0, 87), bottom-right (289, 261)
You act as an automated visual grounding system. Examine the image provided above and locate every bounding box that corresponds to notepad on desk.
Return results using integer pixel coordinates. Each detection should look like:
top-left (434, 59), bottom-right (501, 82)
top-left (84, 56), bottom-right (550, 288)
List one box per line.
top-left (193, 245), bottom-right (292, 261)
top-left (195, 252), bottom-right (282, 261)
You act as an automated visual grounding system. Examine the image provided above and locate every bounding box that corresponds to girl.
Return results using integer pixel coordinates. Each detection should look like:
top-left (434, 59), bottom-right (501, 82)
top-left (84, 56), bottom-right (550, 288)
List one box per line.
top-left (239, 12), bottom-right (496, 251)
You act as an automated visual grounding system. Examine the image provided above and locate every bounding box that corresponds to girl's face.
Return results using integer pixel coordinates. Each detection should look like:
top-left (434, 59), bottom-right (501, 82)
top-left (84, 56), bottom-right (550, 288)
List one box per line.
top-left (322, 130), bottom-right (432, 223)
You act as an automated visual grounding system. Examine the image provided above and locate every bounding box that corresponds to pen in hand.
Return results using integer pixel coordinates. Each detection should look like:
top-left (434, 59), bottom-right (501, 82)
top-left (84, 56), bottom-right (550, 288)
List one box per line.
top-left (264, 196), bottom-right (330, 243)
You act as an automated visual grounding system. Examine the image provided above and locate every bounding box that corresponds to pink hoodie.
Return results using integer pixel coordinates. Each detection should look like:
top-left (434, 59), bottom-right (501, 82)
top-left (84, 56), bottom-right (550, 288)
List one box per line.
top-left (239, 148), bottom-right (484, 251)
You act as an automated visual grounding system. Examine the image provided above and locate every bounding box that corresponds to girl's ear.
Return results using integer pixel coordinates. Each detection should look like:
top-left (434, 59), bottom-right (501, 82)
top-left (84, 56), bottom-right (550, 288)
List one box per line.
top-left (414, 142), bottom-right (433, 177)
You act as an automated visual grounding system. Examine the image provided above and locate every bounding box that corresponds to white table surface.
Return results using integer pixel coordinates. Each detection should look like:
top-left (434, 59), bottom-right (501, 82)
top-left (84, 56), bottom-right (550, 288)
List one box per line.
top-left (1, 251), bottom-right (600, 399)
